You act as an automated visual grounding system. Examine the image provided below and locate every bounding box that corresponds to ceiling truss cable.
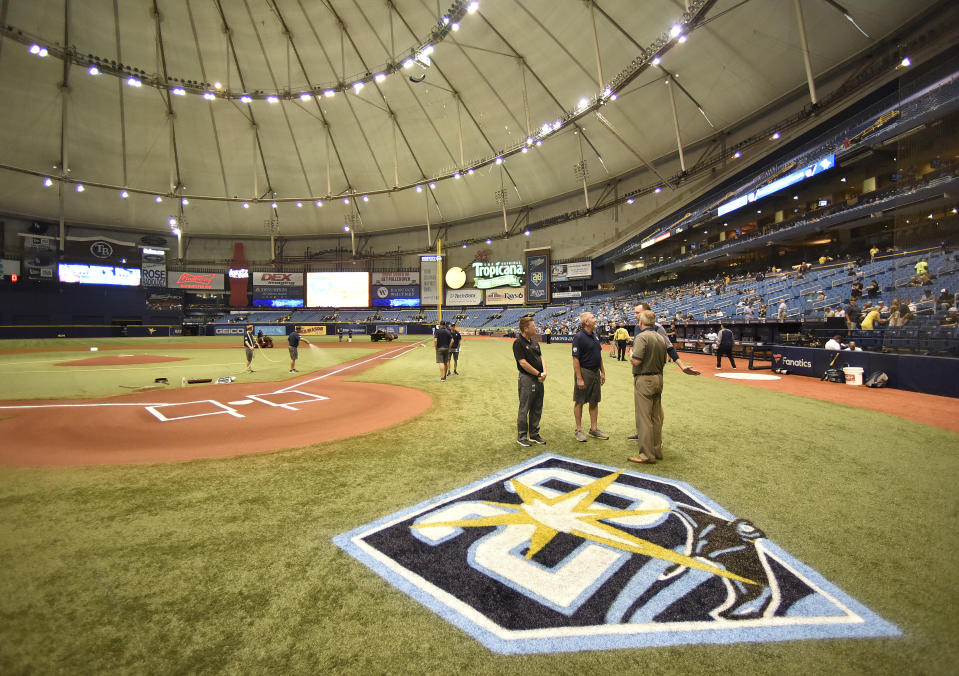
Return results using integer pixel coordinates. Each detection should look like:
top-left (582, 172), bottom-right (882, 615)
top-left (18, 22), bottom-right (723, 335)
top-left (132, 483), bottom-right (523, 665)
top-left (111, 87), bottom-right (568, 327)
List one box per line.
top-left (391, 2), bottom-right (523, 197)
top-left (665, 78), bottom-right (686, 173)
top-left (242, 0), bottom-right (315, 198)
top-left (290, 0), bottom-right (363, 200)
top-left (0, 0), bottom-right (10, 68)
top-left (58, 0), bottom-right (71, 250)
top-left (185, 0), bottom-right (229, 198)
top-left (588, 0), bottom-right (603, 89)
top-left (352, 0), bottom-right (457, 181)
top-left (793, 0), bottom-right (818, 106)
top-left (152, 0), bottom-right (184, 195)
top-left (594, 112), bottom-right (673, 188)
top-left (509, 0), bottom-right (595, 87)
top-left (477, 10), bottom-right (608, 176)
top-left (349, 0), bottom-right (454, 212)
top-left (213, 0), bottom-right (274, 199)
top-left (591, 0), bottom-right (715, 127)
top-left (114, 0), bottom-right (129, 188)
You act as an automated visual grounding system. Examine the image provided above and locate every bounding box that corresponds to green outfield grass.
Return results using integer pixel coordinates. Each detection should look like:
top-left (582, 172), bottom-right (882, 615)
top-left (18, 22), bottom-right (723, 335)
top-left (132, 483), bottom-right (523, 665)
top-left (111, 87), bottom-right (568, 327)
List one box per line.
top-left (0, 336), bottom-right (956, 674)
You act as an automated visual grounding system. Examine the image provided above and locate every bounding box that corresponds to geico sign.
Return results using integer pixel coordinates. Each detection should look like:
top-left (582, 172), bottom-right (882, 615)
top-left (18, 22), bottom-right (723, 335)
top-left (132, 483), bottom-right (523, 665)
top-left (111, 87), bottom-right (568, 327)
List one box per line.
top-left (254, 272), bottom-right (303, 286)
top-left (214, 327), bottom-right (245, 335)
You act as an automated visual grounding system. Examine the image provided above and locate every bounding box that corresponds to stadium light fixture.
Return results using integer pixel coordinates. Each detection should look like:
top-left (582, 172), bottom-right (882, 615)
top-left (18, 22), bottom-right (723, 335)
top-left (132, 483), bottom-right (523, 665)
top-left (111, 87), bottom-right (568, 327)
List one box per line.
top-left (429, 182), bottom-right (437, 189)
top-left (362, 195), bottom-right (369, 202)
top-left (316, 200), bottom-right (323, 207)
top-left (169, 217), bottom-right (177, 227)
top-left (678, 35), bottom-right (687, 44)
top-left (403, 58), bottom-right (415, 69)
top-left (296, 201), bottom-right (303, 207)
top-left (155, 195), bottom-right (163, 203)
top-left (29, 44), bottom-right (41, 55)
top-left (323, 89), bottom-right (335, 97)
top-left (75, 184), bottom-right (84, 192)
top-left (467, 168), bottom-right (474, 175)
top-left (655, 186), bottom-right (662, 193)
top-left (127, 77), bottom-right (141, 87)
top-left (462, 243), bottom-right (467, 248)
top-left (486, 238), bottom-right (492, 244)
top-left (453, 171), bottom-right (461, 179)
top-left (266, 95), bottom-right (279, 103)
top-left (172, 227), bottom-right (180, 236)
top-left (416, 185), bottom-right (423, 192)
top-left (353, 81), bottom-right (364, 94)
top-left (270, 202), bottom-right (277, 209)
top-left (374, 73), bottom-right (386, 83)
top-left (242, 202), bottom-right (250, 208)
top-left (652, 57), bottom-right (661, 66)
top-left (733, 151), bottom-right (741, 158)
top-left (451, 22), bottom-right (459, 31)
top-left (524, 229), bottom-right (531, 236)
top-left (771, 132), bottom-right (780, 140)
top-left (343, 197), bottom-right (350, 204)
top-left (495, 157), bottom-right (503, 165)
top-left (172, 87), bottom-right (186, 96)
top-left (535, 139), bottom-right (542, 146)
top-left (120, 190), bottom-right (128, 198)
top-left (521, 147), bottom-right (528, 153)
top-left (467, 1), bottom-right (480, 14)
top-left (900, 57), bottom-right (911, 68)
top-left (43, 177), bottom-right (53, 187)
top-left (343, 225), bottom-right (350, 231)
top-left (670, 24), bottom-right (682, 38)
top-left (577, 97), bottom-right (589, 111)
top-left (88, 65), bottom-right (99, 75)
top-left (299, 93), bottom-right (312, 101)
top-left (240, 95), bottom-right (252, 103)
top-left (203, 92), bottom-right (216, 100)
top-left (213, 81), bottom-right (222, 89)
top-left (627, 198), bottom-right (634, 204)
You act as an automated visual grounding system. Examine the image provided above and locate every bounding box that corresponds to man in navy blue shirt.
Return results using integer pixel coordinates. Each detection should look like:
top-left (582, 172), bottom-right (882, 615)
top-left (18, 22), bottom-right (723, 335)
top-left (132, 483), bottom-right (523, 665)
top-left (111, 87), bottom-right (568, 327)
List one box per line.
top-left (287, 326), bottom-right (310, 373)
top-left (572, 312), bottom-right (608, 442)
top-left (434, 321), bottom-right (453, 381)
top-left (448, 324), bottom-right (462, 375)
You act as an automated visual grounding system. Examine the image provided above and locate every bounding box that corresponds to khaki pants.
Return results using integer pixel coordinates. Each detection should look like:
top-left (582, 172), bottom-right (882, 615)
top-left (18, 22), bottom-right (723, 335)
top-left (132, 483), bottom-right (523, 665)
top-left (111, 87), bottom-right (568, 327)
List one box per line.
top-left (633, 374), bottom-right (663, 460)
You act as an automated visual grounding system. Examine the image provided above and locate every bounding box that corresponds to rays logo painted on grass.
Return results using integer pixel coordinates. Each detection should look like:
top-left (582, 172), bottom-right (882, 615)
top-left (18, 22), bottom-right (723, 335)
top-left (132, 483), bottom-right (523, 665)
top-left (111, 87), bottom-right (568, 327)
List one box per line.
top-left (333, 455), bottom-right (899, 654)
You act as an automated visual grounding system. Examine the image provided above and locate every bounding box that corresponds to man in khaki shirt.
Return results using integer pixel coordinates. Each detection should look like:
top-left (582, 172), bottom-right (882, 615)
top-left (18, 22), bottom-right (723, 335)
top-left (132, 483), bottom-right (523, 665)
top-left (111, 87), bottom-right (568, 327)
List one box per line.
top-left (629, 309), bottom-right (668, 465)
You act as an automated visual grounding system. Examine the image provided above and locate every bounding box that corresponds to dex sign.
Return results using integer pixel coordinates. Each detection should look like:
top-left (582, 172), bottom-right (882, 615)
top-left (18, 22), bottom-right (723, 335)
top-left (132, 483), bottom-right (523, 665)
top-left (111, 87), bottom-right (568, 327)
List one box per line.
top-left (472, 261), bottom-right (524, 289)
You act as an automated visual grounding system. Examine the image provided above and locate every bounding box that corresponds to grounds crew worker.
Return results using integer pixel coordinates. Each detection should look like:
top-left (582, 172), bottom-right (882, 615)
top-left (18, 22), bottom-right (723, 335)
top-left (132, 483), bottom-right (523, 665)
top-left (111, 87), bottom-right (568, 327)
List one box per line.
top-left (513, 316), bottom-right (547, 447)
top-left (243, 325), bottom-right (256, 373)
top-left (628, 309), bottom-right (668, 465)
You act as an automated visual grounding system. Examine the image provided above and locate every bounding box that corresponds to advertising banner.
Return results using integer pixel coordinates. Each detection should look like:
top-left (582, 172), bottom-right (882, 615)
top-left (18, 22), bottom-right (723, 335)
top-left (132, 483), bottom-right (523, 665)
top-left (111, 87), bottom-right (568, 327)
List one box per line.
top-left (252, 271), bottom-right (304, 286)
top-left (445, 288), bottom-right (483, 306)
top-left (525, 249), bottom-right (550, 304)
top-left (553, 291), bottom-right (582, 299)
top-left (1, 258), bottom-right (21, 276)
top-left (299, 326), bottom-right (328, 336)
top-left (20, 234), bottom-right (57, 280)
top-left (64, 236), bottom-right (139, 266)
top-left (550, 260), bottom-right (592, 282)
top-left (254, 325), bottom-right (287, 336)
top-left (59, 263), bottom-right (140, 286)
top-left (372, 271), bottom-right (419, 286)
top-left (472, 261), bottom-right (523, 289)
top-left (213, 326), bottom-right (247, 336)
top-left (420, 255), bottom-right (442, 306)
top-left (372, 285), bottom-right (420, 301)
top-left (140, 248), bottom-right (166, 288)
top-left (485, 288), bottom-right (526, 305)
top-left (376, 325), bottom-right (407, 334)
top-left (168, 271), bottom-right (225, 290)
top-left (252, 285), bottom-right (304, 302)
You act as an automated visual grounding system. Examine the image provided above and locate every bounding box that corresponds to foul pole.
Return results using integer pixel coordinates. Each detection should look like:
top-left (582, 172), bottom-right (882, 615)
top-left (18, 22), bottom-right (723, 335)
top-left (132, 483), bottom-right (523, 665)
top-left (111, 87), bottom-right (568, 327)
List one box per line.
top-left (436, 238), bottom-right (442, 324)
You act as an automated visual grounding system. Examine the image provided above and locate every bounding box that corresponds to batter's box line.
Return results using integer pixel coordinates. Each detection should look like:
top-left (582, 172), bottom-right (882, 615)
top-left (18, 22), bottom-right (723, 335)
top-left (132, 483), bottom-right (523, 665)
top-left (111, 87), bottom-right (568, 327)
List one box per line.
top-left (145, 399), bottom-right (245, 422)
top-left (245, 389), bottom-right (330, 411)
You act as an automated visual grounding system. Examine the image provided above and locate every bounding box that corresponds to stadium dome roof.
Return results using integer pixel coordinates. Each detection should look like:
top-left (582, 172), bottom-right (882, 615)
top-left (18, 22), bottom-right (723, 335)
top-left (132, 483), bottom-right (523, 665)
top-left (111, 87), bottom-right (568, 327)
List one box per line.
top-left (0, 0), bottom-right (942, 239)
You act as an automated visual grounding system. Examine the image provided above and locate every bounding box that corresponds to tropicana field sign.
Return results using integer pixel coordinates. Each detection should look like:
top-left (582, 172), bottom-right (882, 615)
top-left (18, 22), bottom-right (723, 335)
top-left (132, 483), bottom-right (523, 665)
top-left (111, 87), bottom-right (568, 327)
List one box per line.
top-left (472, 261), bottom-right (524, 289)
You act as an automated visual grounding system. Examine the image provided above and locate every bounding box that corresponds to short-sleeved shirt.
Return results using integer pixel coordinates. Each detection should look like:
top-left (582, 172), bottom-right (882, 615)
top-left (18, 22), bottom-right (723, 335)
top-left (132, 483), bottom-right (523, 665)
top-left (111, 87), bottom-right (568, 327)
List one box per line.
top-left (571, 329), bottom-right (602, 370)
top-left (288, 331), bottom-right (301, 348)
top-left (631, 328), bottom-right (667, 376)
top-left (513, 335), bottom-right (543, 374)
top-left (861, 310), bottom-right (881, 330)
top-left (450, 330), bottom-right (462, 349)
top-left (434, 327), bottom-right (452, 349)
top-left (613, 327), bottom-right (630, 342)
top-left (243, 332), bottom-right (256, 350)
top-left (846, 304), bottom-right (861, 322)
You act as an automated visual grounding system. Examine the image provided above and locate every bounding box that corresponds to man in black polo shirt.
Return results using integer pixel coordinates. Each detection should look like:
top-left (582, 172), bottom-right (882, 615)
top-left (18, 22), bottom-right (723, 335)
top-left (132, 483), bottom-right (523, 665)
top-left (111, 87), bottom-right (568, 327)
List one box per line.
top-left (434, 321), bottom-right (453, 381)
top-left (572, 312), bottom-right (608, 442)
top-left (448, 324), bottom-right (462, 375)
top-left (513, 316), bottom-right (547, 447)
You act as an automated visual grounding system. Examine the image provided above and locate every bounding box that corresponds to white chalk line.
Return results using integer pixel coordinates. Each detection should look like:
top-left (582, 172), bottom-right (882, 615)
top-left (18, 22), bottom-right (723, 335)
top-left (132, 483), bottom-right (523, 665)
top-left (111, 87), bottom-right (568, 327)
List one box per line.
top-left (275, 341), bottom-right (425, 393)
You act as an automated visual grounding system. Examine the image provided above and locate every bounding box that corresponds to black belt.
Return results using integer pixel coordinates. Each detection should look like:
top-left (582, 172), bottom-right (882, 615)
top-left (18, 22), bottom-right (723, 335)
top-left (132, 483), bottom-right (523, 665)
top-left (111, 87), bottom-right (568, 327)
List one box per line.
top-left (634, 372), bottom-right (661, 376)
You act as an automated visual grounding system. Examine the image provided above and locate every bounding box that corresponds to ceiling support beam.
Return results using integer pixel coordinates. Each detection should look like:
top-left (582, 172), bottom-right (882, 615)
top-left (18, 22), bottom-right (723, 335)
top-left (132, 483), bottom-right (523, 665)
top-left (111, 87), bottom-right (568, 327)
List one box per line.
top-left (793, 0), bottom-right (818, 105)
top-left (665, 78), bottom-right (686, 173)
top-left (588, 1), bottom-right (604, 89)
top-left (114, 0), bottom-right (129, 189)
top-left (152, 0), bottom-right (184, 197)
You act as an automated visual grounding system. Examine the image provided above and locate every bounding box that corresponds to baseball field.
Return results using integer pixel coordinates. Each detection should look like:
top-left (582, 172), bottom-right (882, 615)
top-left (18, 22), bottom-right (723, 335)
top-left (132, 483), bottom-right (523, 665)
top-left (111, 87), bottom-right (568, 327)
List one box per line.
top-left (0, 334), bottom-right (956, 673)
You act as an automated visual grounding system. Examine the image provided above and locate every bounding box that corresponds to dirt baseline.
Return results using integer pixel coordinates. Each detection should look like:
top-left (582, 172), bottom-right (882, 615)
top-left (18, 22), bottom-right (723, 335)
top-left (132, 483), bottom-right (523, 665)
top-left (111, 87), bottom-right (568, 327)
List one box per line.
top-left (54, 354), bottom-right (188, 367)
top-left (0, 343), bottom-right (431, 467)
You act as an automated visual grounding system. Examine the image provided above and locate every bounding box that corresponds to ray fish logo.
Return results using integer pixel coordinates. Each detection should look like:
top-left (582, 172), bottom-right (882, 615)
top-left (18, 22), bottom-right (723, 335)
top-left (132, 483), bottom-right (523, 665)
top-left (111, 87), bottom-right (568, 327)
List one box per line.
top-left (333, 455), bottom-right (899, 654)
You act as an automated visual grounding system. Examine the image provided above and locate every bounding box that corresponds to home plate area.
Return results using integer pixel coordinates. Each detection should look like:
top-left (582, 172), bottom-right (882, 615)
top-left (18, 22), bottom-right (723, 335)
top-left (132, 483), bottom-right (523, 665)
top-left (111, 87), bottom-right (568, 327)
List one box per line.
top-left (145, 389), bottom-right (329, 422)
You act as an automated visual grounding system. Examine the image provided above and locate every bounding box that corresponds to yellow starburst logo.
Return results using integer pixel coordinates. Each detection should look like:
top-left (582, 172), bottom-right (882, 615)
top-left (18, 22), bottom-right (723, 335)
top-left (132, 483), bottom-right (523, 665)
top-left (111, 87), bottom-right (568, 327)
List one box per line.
top-left (414, 470), bottom-right (757, 585)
